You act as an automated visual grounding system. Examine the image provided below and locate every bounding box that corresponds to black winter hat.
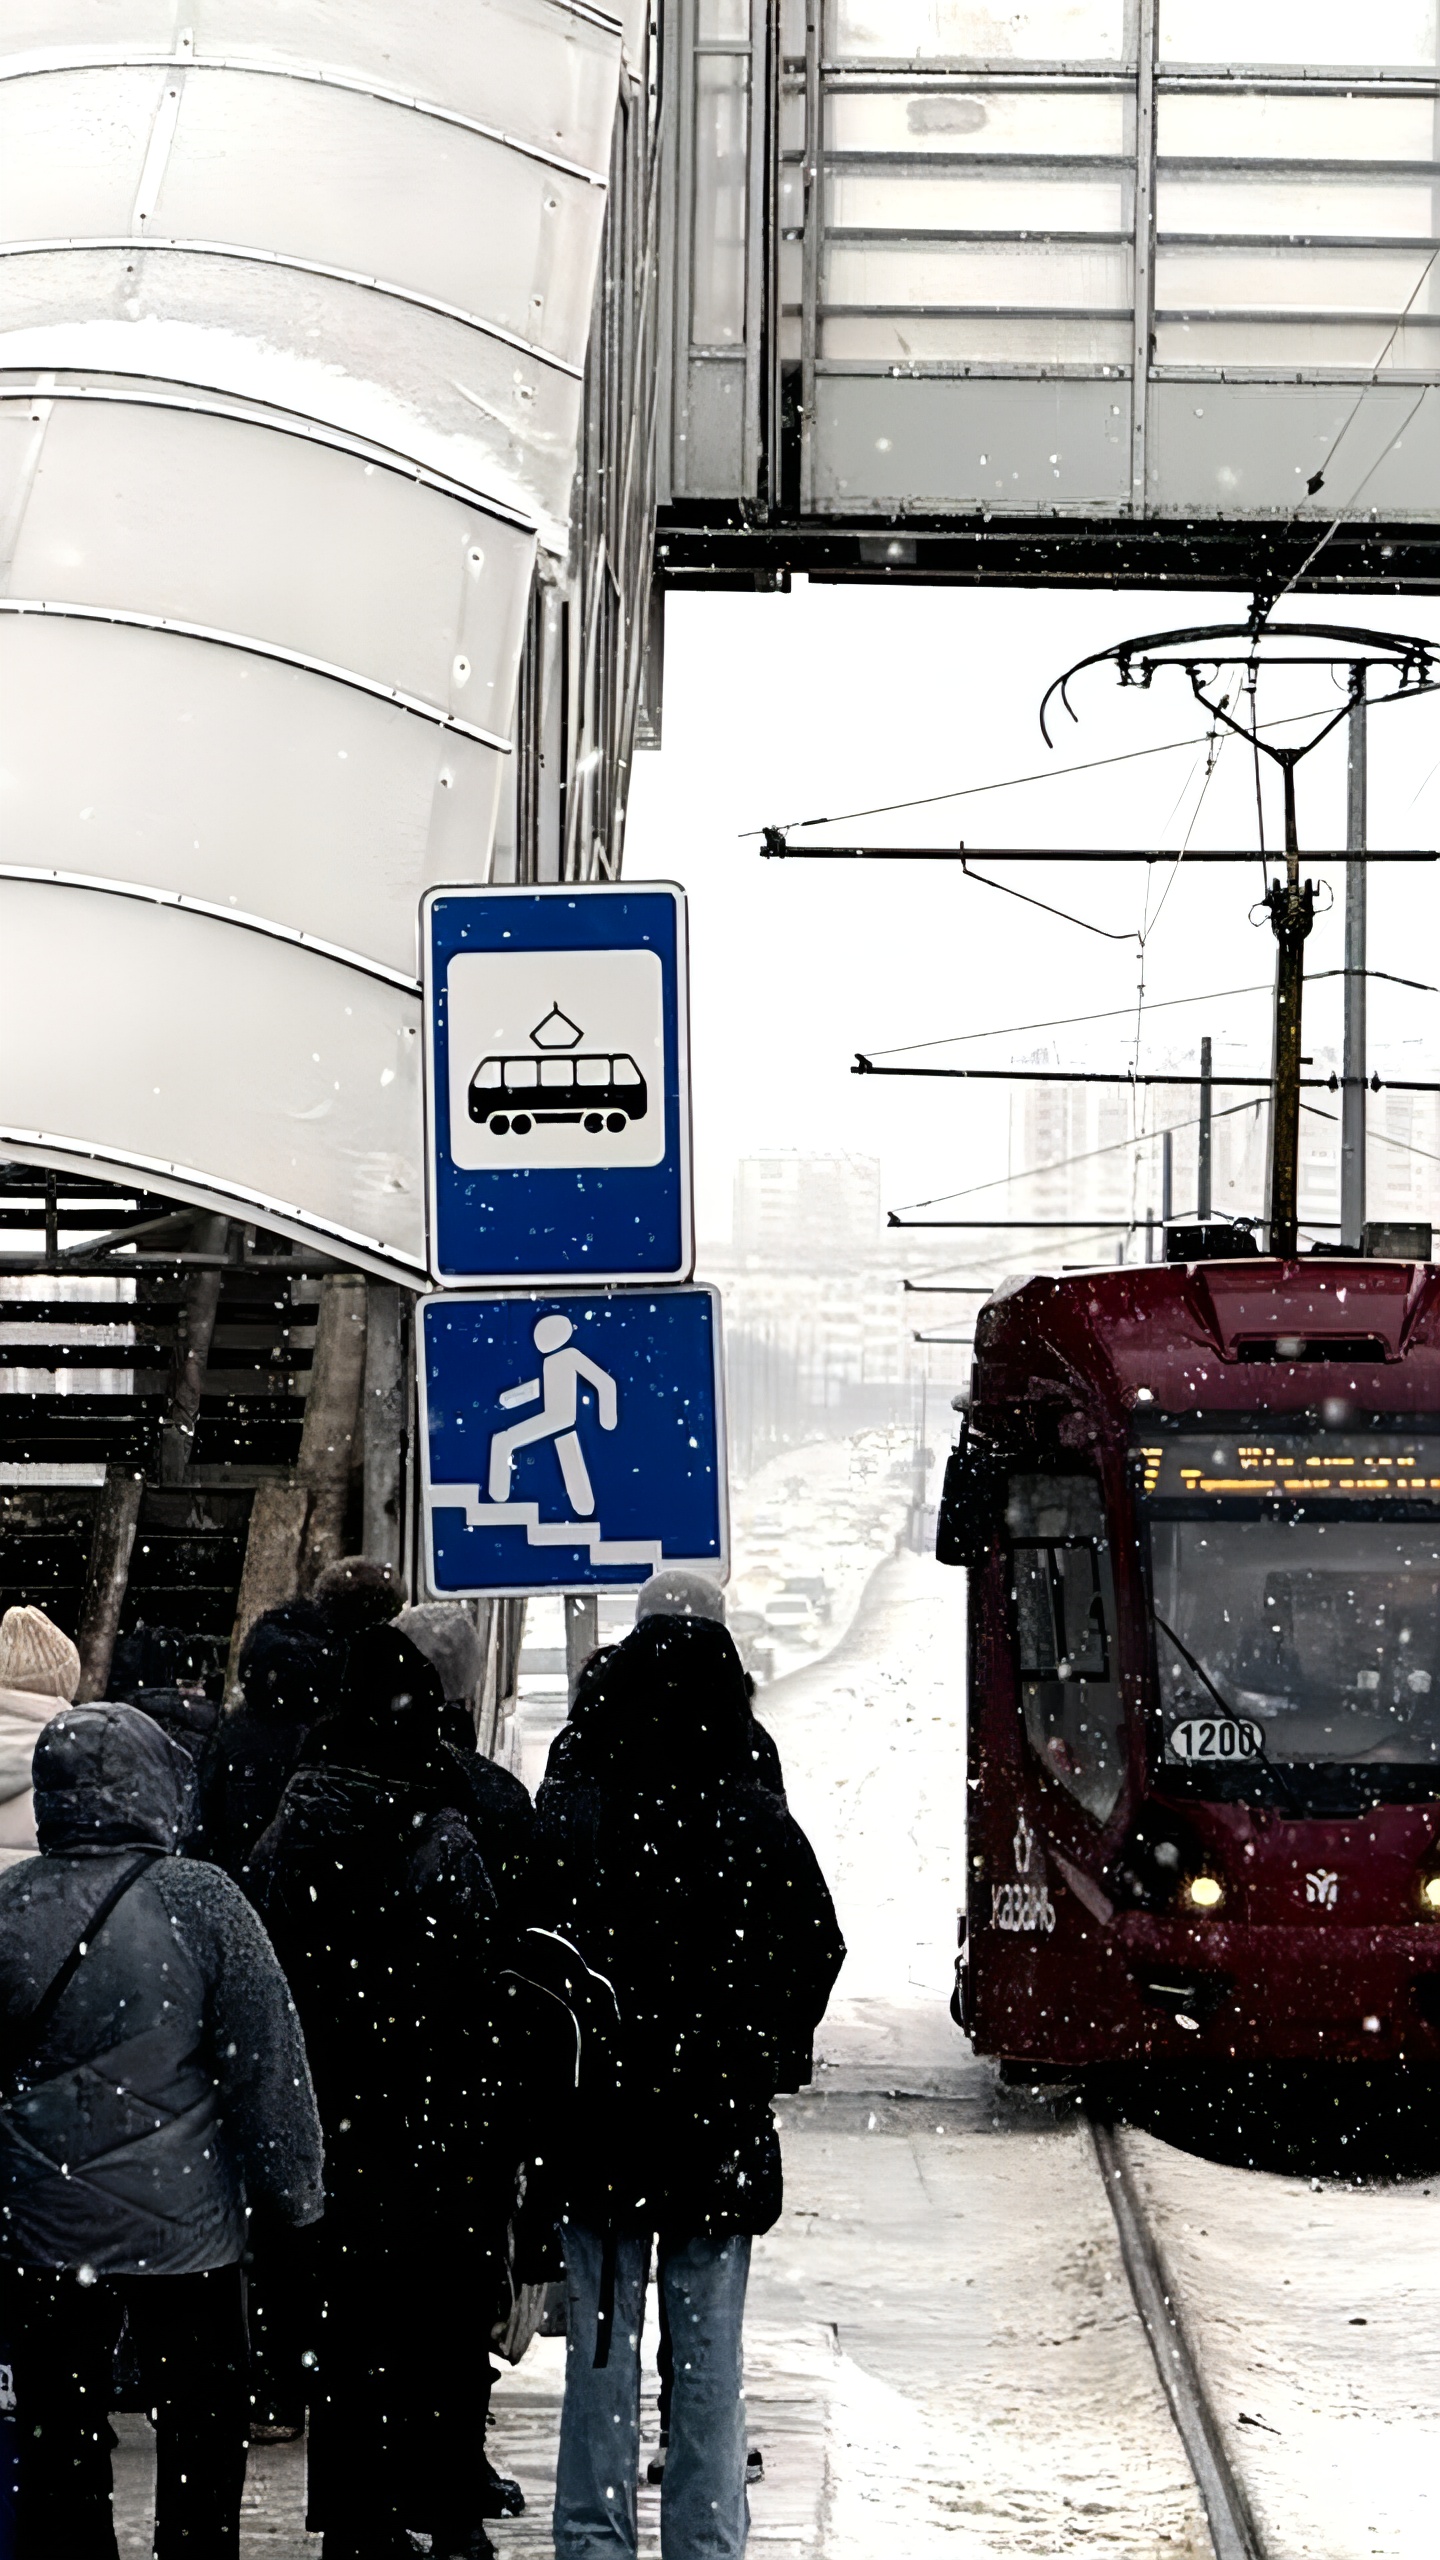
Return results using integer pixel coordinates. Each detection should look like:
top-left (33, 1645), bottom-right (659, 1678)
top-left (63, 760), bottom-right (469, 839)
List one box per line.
top-left (239, 1610), bottom-right (339, 1728)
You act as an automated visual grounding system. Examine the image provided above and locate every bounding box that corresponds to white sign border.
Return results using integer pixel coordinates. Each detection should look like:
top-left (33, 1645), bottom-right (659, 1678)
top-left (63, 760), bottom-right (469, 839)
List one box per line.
top-left (421, 879), bottom-right (694, 1289)
top-left (416, 1280), bottom-right (730, 1600)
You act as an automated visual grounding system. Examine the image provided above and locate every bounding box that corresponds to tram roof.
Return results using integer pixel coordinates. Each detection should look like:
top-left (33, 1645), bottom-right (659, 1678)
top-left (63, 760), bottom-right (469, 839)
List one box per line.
top-left (970, 1254), bottom-right (1440, 1430)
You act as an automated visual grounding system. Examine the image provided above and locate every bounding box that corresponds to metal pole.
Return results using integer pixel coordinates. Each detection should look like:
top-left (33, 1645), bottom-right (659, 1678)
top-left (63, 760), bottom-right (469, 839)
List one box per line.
top-left (1342, 665), bottom-right (1368, 1248)
top-left (1161, 1129), bottom-right (1173, 1227)
top-left (566, 1593), bottom-right (599, 1702)
top-left (1130, 0), bottom-right (1158, 516)
top-left (1265, 755), bottom-right (1314, 1259)
top-left (1197, 1037), bottom-right (1213, 1220)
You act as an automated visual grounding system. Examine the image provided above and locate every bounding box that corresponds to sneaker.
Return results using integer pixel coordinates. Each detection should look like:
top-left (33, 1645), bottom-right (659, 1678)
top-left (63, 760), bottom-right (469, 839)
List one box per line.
top-left (747, 2447), bottom-right (765, 2485)
top-left (479, 2460), bottom-right (526, 2519)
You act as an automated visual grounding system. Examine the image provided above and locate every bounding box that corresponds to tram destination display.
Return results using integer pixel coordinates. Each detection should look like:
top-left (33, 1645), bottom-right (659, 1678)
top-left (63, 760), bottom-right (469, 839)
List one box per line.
top-left (1137, 1434), bottom-right (1440, 1504)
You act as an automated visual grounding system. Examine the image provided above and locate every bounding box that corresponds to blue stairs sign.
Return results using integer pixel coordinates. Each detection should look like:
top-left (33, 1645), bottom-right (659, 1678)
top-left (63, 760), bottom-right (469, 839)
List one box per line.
top-left (419, 1286), bottom-right (728, 1595)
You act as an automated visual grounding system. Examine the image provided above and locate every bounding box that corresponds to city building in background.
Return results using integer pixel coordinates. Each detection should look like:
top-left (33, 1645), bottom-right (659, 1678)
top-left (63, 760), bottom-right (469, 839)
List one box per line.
top-left (707, 1151), bottom-right (951, 1476)
top-left (1007, 1055), bottom-right (1440, 1257)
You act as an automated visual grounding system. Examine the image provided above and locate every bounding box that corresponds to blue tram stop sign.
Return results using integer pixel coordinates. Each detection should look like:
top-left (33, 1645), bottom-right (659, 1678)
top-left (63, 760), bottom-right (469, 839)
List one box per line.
top-left (418, 1285), bottom-right (728, 1597)
top-left (422, 882), bottom-right (693, 1286)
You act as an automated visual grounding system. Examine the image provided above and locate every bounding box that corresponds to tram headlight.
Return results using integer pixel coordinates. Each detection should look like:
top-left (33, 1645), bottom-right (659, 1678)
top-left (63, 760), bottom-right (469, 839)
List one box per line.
top-left (1421, 1873), bottom-right (1440, 1913)
top-left (1185, 1873), bottom-right (1225, 1913)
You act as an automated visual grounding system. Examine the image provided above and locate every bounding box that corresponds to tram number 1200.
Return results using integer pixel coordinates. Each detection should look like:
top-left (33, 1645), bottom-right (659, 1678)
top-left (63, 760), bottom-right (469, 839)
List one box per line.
top-left (1167, 1716), bottom-right (1265, 1764)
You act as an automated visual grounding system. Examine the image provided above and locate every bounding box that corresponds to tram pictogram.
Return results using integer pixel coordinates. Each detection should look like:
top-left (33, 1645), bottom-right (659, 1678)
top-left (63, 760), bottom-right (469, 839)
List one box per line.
top-left (468, 1049), bottom-right (648, 1137)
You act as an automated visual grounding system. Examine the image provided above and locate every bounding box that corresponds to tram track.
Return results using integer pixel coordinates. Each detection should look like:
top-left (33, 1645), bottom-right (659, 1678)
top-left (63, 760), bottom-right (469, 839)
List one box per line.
top-left (1089, 2111), bottom-right (1267, 2560)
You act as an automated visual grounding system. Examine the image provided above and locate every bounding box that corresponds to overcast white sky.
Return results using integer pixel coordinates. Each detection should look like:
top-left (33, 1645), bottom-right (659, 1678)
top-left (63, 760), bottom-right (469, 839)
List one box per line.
top-left (625, 582), bottom-right (1440, 1247)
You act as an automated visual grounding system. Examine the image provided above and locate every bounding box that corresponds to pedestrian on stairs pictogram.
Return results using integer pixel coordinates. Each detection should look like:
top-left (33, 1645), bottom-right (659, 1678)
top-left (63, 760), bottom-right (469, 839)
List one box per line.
top-left (488, 1315), bottom-right (618, 1514)
top-left (418, 1286), bottom-right (728, 1596)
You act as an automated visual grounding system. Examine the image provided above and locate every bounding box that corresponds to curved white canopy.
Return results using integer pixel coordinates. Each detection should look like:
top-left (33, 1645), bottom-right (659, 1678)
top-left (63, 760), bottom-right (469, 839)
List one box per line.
top-left (0, 3), bottom-right (623, 1273)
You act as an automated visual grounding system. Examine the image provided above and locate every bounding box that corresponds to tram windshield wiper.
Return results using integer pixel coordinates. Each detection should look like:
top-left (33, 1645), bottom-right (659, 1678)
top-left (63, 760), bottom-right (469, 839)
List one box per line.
top-left (1153, 1615), bottom-right (1302, 1812)
top-left (1154, 1613), bottom-right (1242, 1722)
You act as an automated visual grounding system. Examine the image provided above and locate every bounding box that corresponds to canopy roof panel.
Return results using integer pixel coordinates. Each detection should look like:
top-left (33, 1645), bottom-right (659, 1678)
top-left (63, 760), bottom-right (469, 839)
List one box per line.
top-left (4, 0), bottom-right (623, 178)
top-left (0, 0), bottom-right (629, 1273)
top-left (0, 880), bottom-right (425, 1278)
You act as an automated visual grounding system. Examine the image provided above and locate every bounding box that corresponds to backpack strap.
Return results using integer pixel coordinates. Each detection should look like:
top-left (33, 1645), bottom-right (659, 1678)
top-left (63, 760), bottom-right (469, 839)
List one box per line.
top-left (0, 1851), bottom-right (162, 2092)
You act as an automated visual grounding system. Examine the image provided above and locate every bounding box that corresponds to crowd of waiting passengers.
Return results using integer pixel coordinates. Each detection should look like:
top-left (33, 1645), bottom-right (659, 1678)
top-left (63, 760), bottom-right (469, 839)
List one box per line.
top-left (0, 1561), bottom-right (843, 2559)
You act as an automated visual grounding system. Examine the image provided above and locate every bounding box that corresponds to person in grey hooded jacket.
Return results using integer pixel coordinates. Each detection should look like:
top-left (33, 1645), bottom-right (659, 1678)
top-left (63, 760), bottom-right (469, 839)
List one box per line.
top-left (0, 1701), bottom-right (324, 2560)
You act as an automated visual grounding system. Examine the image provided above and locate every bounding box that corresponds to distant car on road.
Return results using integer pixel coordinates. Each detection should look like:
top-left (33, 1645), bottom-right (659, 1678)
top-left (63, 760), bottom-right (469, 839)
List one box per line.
top-left (783, 1574), bottom-right (832, 1623)
top-left (727, 1607), bottom-right (776, 1686)
top-left (763, 1592), bottom-right (820, 1643)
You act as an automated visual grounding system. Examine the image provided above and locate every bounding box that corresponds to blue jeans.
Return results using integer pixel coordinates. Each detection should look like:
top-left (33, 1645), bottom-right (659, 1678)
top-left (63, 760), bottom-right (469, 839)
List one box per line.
top-left (555, 2225), bottom-right (750, 2560)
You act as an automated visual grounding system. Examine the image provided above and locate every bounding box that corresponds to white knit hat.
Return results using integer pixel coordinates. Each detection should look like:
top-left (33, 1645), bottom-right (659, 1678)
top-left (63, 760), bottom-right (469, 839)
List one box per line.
top-left (634, 1569), bottom-right (726, 1626)
top-left (0, 1605), bottom-right (82, 1701)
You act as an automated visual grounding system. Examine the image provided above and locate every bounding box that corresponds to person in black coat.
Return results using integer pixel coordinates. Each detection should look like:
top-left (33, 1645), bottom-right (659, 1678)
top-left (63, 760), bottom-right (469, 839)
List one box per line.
top-left (396, 1603), bottom-right (535, 1927)
top-left (205, 1604), bottom-right (339, 1885)
top-left (248, 1627), bottom-right (522, 2560)
top-left (0, 1703), bottom-right (323, 2559)
top-left (202, 1608), bottom-right (341, 2435)
top-left (528, 1580), bottom-right (844, 2560)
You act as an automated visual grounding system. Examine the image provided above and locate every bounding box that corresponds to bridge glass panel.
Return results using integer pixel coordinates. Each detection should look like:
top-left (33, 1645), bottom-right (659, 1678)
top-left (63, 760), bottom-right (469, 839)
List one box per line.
top-left (668, 0), bottom-right (1440, 541)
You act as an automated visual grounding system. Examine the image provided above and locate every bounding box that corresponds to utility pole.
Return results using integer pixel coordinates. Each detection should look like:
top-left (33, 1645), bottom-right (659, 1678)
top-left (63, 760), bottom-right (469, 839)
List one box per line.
top-left (1161, 1128), bottom-right (1173, 1229)
top-left (1342, 665), bottom-right (1367, 1248)
top-left (1197, 1036), bottom-right (1213, 1219)
top-left (565, 1593), bottom-right (599, 1702)
top-left (1264, 753), bottom-right (1315, 1259)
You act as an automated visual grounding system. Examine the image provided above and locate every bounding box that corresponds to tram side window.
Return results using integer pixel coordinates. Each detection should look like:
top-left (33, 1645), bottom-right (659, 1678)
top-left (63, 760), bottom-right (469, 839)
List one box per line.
top-left (1007, 1474), bottom-right (1125, 1823)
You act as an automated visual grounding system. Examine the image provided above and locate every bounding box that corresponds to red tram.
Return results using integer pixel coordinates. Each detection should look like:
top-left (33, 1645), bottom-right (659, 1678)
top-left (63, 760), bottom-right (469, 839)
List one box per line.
top-left (940, 1248), bottom-right (1440, 2067)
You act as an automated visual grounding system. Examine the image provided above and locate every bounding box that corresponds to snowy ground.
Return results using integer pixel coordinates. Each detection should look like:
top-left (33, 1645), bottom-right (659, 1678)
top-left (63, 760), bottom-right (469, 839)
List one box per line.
top-left (726, 1428), bottom-right (914, 1685)
top-left (764, 1547), bottom-right (968, 2089)
top-left (1121, 2128), bottom-right (1440, 2559)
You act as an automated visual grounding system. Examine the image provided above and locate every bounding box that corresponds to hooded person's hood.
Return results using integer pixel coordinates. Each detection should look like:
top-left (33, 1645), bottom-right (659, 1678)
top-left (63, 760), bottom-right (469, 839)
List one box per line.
top-left (571, 1614), bottom-right (753, 1791)
top-left (33, 1702), bottom-right (194, 1856)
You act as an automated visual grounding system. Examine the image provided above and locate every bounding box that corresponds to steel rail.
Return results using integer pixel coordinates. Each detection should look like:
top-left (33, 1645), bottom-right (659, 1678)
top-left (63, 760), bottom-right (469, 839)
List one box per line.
top-left (818, 153), bottom-right (1440, 176)
top-left (817, 65), bottom-right (1440, 93)
top-left (0, 238), bottom-right (586, 382)
top-left (1089, 2114), bottom-right (1267, 2560)
top-left (0, 600), bottom-right (514, 754)
top-left (762, 840), bottom-right (1435, 860)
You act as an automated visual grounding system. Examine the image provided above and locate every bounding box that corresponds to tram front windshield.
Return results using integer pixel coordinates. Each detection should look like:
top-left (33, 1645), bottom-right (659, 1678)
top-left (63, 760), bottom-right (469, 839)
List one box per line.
top-left (1141, 1432), bottom-right (1440, 1772)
